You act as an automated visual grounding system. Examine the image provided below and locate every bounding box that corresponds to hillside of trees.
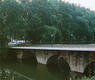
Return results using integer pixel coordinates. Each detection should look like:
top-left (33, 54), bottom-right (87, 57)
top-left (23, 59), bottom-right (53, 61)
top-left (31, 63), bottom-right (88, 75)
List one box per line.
top-left (0, 0), bottom-right (95, 55)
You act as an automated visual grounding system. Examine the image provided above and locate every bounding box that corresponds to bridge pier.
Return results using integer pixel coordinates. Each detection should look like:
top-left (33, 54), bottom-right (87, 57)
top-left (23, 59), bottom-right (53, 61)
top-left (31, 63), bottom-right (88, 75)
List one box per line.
top-left (16, 50), bottom-right (37, 61)
top-left (35, 50), bottom-right (55, 64)
top-left (17, 50), bottom-right (23, 59)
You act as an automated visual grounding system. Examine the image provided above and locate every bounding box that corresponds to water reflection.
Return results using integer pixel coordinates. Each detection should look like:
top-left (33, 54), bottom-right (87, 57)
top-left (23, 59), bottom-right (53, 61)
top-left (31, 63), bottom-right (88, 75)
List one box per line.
top-left (47, 55), bottom-right (71, 80)
top-left (47, 64), bottom-right (70, 80)
top-left (0, 60), bottom-right (70, 80)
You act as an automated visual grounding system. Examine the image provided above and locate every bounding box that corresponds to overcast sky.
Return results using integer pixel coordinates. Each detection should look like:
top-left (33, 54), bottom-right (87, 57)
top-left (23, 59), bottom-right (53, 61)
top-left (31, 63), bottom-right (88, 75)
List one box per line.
top-left (63, 0), bottom-right (95, 11)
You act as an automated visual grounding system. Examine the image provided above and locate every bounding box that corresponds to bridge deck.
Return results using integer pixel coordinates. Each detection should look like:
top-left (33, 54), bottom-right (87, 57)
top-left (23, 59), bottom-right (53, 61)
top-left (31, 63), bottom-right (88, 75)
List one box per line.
top-left (10, 44), bottom-right (95, 51)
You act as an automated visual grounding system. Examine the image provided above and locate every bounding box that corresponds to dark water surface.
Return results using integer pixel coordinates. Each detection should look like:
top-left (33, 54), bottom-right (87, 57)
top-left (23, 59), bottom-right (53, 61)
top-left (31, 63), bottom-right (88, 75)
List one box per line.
top-left (0, 60), bottom-right (69, 80)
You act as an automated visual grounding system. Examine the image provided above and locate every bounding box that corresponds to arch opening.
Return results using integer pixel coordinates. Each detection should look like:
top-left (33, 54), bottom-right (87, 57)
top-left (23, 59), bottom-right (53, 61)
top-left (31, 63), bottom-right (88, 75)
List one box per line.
top-left (47, 55), bottom-right (71, 78)
top-left (84, 61), bottom-right (95, 77)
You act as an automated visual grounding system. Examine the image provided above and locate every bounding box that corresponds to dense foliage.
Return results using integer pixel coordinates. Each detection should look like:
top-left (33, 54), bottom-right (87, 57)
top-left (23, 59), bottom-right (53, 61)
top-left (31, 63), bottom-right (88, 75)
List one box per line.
top-left (20, 0), bottom-right (95, 44)
top-left (0, 0), bottom-right (95, 52)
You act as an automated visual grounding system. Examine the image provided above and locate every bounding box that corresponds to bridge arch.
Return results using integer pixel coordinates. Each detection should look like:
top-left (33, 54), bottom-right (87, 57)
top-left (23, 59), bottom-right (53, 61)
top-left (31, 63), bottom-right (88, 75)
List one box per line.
top-left (47, 55), bottom-right (71, 76)
top-left (84, 61), bottom-right (95, 77)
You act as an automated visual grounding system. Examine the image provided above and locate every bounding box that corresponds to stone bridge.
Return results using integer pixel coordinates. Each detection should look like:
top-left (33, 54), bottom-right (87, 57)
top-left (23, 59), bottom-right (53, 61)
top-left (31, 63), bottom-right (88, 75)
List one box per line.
top-left (9, 44), bottom-right (95, 76)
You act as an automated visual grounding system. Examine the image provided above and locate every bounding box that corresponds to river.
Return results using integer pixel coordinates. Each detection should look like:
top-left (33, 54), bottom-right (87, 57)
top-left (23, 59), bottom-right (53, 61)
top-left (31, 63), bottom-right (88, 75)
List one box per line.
top-left (0, 59), bottom-right (71, 80)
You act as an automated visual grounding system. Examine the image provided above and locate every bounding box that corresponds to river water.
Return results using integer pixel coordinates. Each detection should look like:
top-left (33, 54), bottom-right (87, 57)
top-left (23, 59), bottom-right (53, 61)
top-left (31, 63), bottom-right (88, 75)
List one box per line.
top-left (0, 60), bottom-right (70, 80)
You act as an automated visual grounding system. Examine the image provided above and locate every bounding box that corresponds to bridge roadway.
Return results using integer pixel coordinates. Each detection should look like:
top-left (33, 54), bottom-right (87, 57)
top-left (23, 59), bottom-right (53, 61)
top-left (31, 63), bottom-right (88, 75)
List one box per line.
top-left (10, 44), bottom-right (95, 51)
